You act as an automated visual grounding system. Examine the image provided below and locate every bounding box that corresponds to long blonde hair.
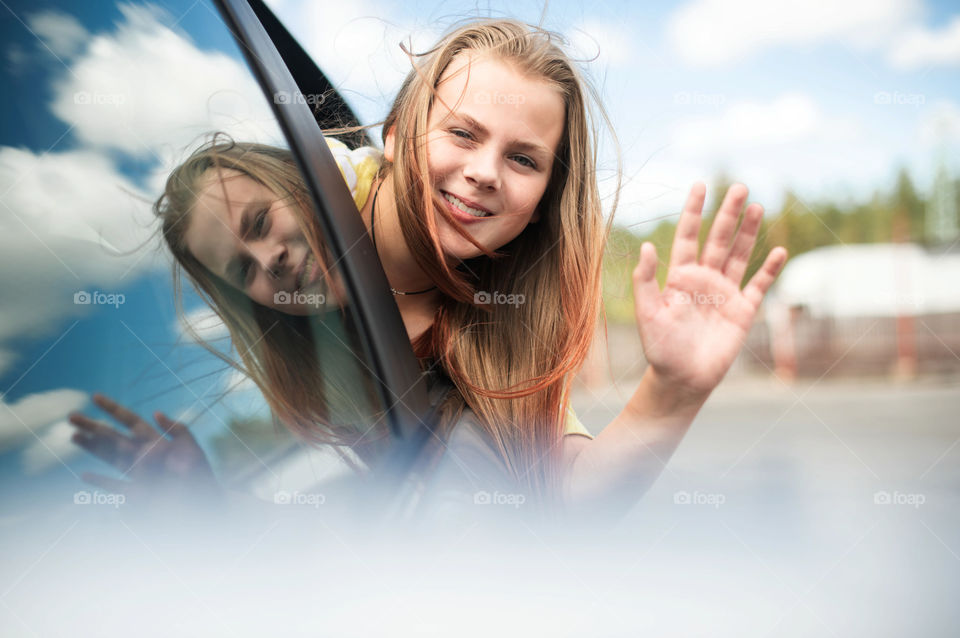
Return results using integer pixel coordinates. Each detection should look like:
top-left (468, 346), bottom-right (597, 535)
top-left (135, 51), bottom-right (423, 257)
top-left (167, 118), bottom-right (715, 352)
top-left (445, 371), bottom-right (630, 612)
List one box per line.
top-left (382, 19), bottom-right (616, 503)
top-left (155, 136), bottom-right (389, 465)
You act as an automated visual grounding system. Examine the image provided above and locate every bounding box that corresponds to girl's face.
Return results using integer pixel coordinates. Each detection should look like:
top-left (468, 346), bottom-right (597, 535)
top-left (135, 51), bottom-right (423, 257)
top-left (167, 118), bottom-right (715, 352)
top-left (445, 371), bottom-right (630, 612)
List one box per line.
top-left (389, 53), bottom-right (565, 259)
top-left (184, 168), bottom-right (332, 316)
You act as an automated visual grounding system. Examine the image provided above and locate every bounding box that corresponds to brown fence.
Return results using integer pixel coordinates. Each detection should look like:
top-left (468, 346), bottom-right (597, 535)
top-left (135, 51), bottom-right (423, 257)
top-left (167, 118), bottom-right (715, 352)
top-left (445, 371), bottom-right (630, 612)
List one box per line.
top-left (741, 311), bottom-right (960, 377)
top-left (576, 312), bottom-right (960, 387)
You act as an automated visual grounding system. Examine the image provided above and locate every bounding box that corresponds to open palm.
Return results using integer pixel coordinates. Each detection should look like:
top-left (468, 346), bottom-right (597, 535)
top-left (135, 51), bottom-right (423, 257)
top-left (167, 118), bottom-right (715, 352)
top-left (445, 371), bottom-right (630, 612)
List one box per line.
top-left (68, 393), bottom-right (221, 504)
top-left (632, 183), bottom-right (787, 395)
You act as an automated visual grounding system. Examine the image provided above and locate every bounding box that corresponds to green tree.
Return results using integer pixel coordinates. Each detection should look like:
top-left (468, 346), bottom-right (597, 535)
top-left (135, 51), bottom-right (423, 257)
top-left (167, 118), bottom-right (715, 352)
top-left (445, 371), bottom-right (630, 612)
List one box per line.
top-left (892, 166), bottom-right (924, 242)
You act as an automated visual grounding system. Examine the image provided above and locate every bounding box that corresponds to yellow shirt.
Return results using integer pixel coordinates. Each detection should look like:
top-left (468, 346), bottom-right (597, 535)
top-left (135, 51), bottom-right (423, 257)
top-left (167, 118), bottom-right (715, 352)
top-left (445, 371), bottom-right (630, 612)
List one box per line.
top-left (564, 405), bottom-right (593, 438)
top-left (325, 136), bottom-right (382, 211)
top-left (326, 136), bottom-right (593, 440)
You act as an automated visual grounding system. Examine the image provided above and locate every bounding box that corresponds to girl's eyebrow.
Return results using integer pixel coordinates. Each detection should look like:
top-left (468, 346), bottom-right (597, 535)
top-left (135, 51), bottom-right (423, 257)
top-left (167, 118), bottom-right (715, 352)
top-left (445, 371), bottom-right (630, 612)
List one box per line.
top-left (453, 113), bottom-right (551, 158)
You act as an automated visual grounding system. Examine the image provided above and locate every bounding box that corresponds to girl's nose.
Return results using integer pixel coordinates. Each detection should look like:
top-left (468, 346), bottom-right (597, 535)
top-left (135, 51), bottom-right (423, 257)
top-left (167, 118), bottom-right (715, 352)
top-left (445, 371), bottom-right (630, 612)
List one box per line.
top-left (253, 241), bottom-right (287, 279)
top-left (462, 148), bottom-right (501, 191)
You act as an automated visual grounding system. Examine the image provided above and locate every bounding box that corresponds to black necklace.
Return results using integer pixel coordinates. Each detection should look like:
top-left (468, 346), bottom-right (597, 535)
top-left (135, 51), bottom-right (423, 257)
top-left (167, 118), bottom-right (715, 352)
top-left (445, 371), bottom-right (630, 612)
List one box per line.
top-left (370, 179), bottom-right (437, 296)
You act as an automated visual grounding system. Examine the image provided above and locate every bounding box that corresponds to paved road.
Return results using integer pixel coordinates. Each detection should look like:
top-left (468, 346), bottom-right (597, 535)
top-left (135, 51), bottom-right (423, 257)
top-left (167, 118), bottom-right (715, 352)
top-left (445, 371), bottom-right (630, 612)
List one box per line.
top-left (569, 375), bottom-right (960, 636)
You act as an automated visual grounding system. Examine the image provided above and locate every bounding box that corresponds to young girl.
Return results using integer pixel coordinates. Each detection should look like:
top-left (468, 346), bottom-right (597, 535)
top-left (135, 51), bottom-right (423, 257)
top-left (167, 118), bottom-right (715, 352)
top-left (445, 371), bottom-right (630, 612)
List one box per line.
top-left (70, 19), bottom-right (786, 516)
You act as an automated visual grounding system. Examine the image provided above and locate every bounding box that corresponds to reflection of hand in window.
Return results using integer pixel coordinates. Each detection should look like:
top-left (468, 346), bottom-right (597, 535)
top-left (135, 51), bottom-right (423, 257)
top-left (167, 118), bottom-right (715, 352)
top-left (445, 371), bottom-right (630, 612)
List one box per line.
top-left (68, 393), bottom-right (222, 507)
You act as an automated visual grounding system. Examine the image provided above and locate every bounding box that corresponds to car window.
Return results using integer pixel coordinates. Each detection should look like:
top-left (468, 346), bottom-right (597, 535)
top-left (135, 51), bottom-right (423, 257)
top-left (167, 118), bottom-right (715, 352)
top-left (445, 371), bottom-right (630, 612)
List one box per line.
top-left (0, 0), bottom-right (429, 522)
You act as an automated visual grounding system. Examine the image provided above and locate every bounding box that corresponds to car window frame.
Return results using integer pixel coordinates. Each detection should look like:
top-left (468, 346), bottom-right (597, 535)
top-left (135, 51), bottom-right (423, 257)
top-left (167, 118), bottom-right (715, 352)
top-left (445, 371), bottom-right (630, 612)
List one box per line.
top-left (212, 0), bottom-right (438, 490)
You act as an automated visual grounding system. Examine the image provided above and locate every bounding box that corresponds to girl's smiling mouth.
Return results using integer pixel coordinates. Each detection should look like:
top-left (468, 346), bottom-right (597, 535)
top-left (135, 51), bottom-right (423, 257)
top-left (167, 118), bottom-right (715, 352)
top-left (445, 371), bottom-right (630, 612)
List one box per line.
top-left (295, 251), bottom-right (320, 291)
top-left (441, 190), bottom-right (492, 221)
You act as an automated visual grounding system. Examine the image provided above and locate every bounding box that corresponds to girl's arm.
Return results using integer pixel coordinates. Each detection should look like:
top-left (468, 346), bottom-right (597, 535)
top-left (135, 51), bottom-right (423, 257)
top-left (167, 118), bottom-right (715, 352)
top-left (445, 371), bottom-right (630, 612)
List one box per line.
top-left (563, 183), bottom-right (787, 517)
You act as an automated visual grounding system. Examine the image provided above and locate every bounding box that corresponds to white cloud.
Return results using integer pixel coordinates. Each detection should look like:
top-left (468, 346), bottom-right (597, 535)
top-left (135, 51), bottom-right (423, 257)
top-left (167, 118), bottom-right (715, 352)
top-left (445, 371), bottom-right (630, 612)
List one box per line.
top-left (607, 92), bottom-right (907, 226)
top-left (0, 147), bottom-right (150, 253)
top-left (671, 93), bottom-right (821, 154)
top-left (21, 420), bottom-right (81, 476)
top-left (919, 100), bottom-right (960, 146)
top-left (665, 93), bottom-right (882, 206)
top-left (171, 309), bottom-right (259, 397)
top-left (604, 156), bottom-right (708, 229)
top-left (264, 0), bottom-right (441, 121)
top-left (48, 4), bottom-right (283, 162)
top-left (26, 10), bottom-right (90, 59)
top-left (666, 0), bottom-right (922, 67)
top-left (569, 21), bottom-right (637, 70)
top-left (225, 368), bottom-right (258, 393)
top-left (175, 307), bottom-right (230, 343)
top-left (889, 16), bottom-right (960, 70)
top-left (0, 389), bottom-right (87, 453)
top-left (0, 146), bottom-right (160, 341)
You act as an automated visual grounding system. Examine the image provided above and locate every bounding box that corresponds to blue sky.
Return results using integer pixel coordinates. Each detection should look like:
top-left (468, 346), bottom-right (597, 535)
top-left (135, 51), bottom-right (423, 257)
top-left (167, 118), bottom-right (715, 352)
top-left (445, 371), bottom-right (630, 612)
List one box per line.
top-left (0, 0), bottom-right (957, 502)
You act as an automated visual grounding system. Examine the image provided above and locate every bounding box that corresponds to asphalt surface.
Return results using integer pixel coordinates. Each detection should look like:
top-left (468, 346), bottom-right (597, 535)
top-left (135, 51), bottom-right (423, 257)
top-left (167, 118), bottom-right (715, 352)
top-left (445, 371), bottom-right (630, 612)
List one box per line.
top-left (568, 374), bottom-right (960, 636)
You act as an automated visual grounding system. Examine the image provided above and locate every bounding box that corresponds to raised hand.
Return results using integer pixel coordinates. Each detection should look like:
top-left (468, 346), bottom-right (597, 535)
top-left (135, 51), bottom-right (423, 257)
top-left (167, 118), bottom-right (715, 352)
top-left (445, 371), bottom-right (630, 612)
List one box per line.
top-left (631, 183), bottom-right (787, 395)
top-left (68, 393), bottom-right (221, 503)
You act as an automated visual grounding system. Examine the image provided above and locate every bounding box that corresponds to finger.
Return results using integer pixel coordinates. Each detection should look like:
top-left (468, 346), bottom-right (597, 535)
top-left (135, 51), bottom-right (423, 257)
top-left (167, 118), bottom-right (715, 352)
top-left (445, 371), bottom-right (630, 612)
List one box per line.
top-left (633, 242), bottom-right (661, 321)
top-left (80, 472), bottom-right (130, 495)
top-left (722, 202), bottom-right (764, 286)
top-left (743, 247), bottom-right (788, 308)
top-left (701, 183), bottom-right (748, 270)
top-left (668, 183), bottom-right (706, 270)
top-left (71, 430), bottom-right (135, 473)
top-left (68, 411), bottom-right (120, 439)
top-left (154, 412), bottom-right (189, 439)
top-left (92, 393), bottom-right (157, 440)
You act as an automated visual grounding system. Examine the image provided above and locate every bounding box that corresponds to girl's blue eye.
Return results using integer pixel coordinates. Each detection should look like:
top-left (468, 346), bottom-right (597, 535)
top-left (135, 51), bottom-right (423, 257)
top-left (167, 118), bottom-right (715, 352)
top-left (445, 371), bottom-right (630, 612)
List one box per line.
top-left (448, 129), bottom-right (536, 168)
top-left (512, 155), bottom-right (536, 169)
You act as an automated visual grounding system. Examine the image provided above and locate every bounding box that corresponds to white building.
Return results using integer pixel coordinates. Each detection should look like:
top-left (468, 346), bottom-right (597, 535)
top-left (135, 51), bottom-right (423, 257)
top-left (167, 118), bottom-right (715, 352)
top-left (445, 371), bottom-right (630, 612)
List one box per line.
top-left (761, 243), bottom-right (960, 378)
top-left (770, 243), bottom-right (960, 318)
